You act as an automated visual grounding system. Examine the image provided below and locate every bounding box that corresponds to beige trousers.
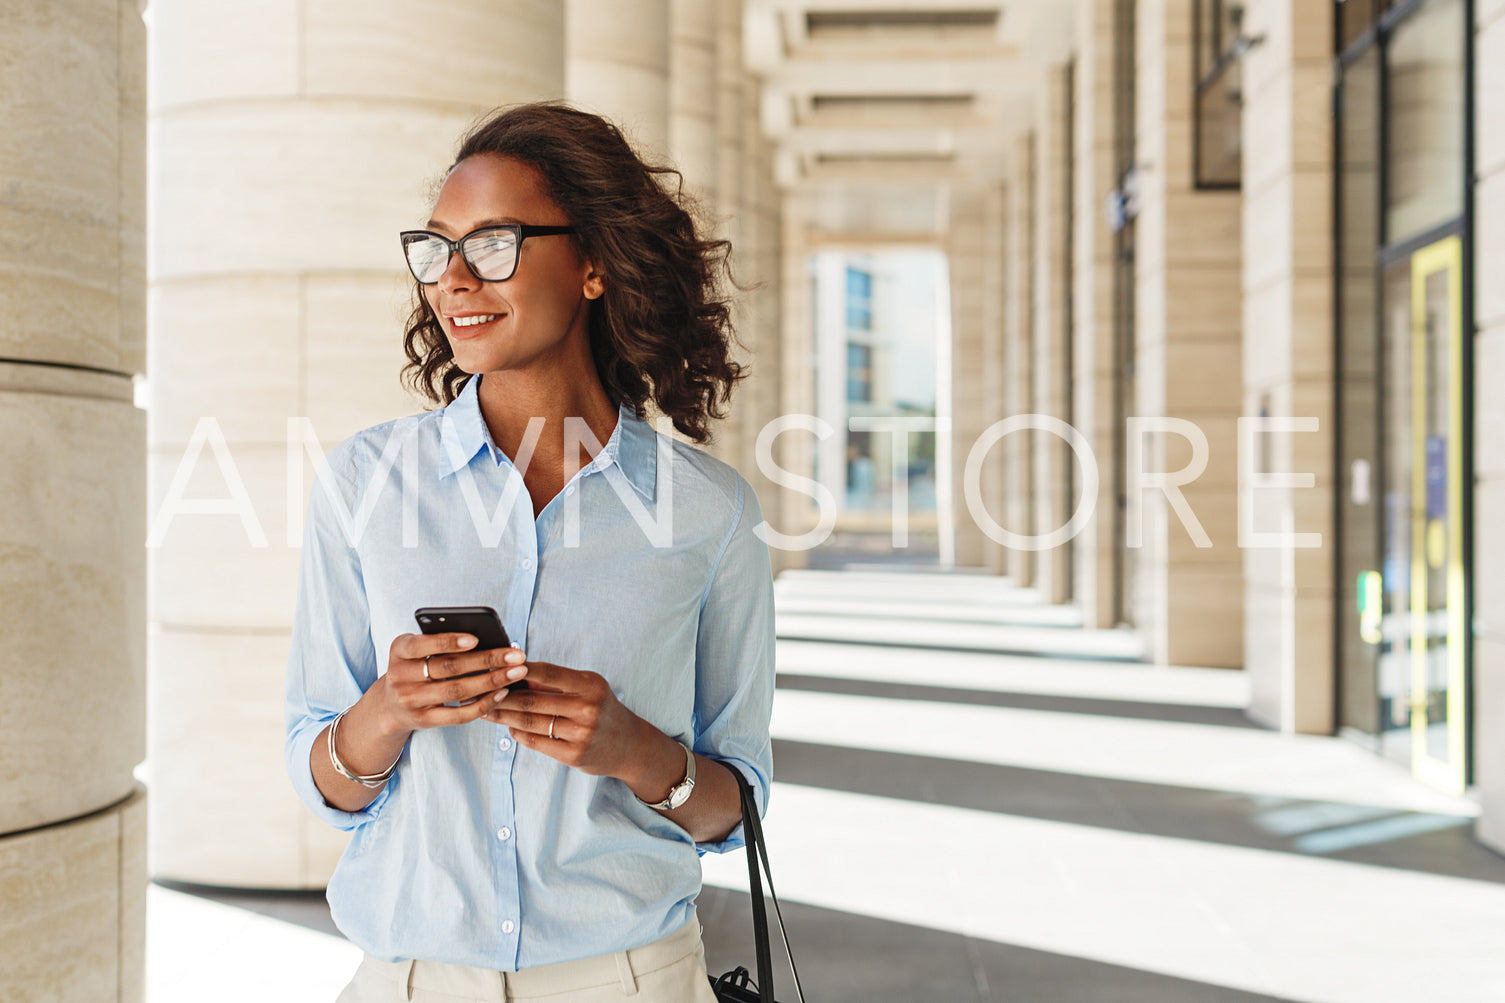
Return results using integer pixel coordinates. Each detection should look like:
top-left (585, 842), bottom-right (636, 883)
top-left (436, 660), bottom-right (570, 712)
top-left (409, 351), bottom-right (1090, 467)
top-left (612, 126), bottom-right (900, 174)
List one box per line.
top-left (336, 920), bottom-right (720, 1003)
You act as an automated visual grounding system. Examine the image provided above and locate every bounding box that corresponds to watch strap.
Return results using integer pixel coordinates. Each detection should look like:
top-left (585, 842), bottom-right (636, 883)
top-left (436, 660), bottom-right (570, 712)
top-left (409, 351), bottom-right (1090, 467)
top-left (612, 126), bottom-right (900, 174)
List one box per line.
top-left (637, 741), bottom-right (695, 810)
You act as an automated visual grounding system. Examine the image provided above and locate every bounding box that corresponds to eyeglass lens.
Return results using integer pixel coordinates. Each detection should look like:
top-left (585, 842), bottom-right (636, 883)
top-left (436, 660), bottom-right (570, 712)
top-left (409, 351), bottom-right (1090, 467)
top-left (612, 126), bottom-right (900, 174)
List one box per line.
top-left (405, 228), bottom-right (520, 284)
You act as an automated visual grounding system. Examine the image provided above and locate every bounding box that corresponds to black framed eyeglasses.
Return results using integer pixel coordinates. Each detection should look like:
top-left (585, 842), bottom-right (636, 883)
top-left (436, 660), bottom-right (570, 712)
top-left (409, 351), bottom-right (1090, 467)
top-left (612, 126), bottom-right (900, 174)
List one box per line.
top-left (398, 224), bottom-right (575, 284)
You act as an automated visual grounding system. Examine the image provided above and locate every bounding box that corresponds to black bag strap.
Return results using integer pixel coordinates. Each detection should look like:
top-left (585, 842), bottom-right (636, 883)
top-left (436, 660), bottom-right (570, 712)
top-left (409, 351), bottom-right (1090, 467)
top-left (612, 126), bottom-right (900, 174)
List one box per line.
top-left (731, 767), bottom-right (804, 1003)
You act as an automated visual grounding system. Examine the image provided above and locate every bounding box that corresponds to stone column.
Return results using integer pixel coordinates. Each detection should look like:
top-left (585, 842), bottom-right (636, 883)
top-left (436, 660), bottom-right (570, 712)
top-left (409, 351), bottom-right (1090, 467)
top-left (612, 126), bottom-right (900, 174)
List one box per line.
top-left (1132, 0), bottom-right (1244, 667)
top-left (979, 186), bottom-right (1009, 575)
top-left (1073, 0), bottom-right (1126, 628)
top-left (777, 201), bottom-right (816, 570)
top-left (704, 1), bottom-right (788, 572)
top-left (0, 1), bottom-right (148, 999)
top-left (1238, 0), bottom-right (1334, 725)
top-left (671, 0), bottom-right (720, 201)
top-left (744, 114), bottom-right (787, 573)
top-left (700, 0), bottom-right (745, 473)
top-left (568, 0), bottom-right (671, 160)
top-left (950, 187), bottom-right (992, 568)
top-left (1033, 65), bottom-right (1076, 605)
top-left (670, 0), bottom-right (739, 464)
top-left (1004, 135), bottom-right (1037, 587)
top-left (148, 0), bottom-right (565, 887)
top-left (715, 0), bottom-right (747, 270)
top-left (1476, 0), bottom-right (1505, 853)
top-left (735, 55), bottom-right (772, 485)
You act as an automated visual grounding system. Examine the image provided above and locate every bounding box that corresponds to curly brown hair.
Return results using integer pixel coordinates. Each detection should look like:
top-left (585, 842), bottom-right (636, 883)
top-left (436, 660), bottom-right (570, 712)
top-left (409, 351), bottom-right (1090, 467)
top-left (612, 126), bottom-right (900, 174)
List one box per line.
top-left (400, 102), bottom-right (744, 444)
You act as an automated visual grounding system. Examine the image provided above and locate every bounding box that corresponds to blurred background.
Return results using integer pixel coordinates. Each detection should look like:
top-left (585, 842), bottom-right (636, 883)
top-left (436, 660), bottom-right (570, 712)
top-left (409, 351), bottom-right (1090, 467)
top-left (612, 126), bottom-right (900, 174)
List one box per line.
top-left (4, 0), bottom-right (1505, 1000)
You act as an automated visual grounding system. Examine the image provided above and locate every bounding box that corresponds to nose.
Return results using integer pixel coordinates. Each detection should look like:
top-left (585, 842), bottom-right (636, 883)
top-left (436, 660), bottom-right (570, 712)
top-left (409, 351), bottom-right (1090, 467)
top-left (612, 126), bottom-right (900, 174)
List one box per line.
top-left (435, 247), bottom-right (478, 293)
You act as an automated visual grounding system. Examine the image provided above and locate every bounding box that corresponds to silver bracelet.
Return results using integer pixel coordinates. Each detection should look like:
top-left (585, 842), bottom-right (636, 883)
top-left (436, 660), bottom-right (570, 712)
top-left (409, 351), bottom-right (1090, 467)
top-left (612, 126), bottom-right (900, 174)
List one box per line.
top-left (327, 709), bottom-right (399, 789)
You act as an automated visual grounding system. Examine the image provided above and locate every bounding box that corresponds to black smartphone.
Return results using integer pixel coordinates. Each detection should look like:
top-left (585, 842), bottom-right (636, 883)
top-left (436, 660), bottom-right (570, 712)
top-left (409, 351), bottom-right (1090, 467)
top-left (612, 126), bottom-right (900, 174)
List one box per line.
top-left (414, 605), bottom-right (528, 693)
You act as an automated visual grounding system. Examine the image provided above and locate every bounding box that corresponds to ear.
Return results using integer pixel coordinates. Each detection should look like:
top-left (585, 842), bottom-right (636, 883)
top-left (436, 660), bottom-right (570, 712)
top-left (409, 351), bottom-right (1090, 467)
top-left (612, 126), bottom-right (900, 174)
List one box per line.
top-left (583, 268), bottom-right (605, 301)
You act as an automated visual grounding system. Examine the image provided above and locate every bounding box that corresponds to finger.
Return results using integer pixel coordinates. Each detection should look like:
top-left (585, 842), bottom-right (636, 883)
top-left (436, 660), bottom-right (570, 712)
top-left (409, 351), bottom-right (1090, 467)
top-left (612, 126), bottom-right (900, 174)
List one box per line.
top-left (425, 645), bottom-right (526, 682)
top-left (484, 689), bottom-right (581, 717)
top-left (419, 663), bottom-right (530, 709)
top-left (504, 660), bottom-right (600, 695)
top-left (392, 631), bottom-right (479, 663)
top-left (487, 708), bottom-right (573, 740)
top-left (475, 662), bottom-right (555, 694)
top-left (508, 725), bottom-right (574, 758)
top-left (412, 693), bottom-right (506, 729)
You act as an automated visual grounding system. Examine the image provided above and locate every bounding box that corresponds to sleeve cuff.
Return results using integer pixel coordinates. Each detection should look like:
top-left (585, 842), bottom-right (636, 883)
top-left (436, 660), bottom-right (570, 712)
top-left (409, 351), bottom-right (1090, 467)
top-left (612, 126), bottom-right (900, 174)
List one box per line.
top-left (287, 718), bottom-right (392, 831)
top-left (694, 759), bottom-right (767, 856)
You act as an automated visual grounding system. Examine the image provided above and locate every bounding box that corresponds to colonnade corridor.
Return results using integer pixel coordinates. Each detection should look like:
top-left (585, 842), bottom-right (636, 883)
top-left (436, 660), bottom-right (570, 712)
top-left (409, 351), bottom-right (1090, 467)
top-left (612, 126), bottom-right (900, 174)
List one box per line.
top-left (146, 567), bottom-right (1505, 1003)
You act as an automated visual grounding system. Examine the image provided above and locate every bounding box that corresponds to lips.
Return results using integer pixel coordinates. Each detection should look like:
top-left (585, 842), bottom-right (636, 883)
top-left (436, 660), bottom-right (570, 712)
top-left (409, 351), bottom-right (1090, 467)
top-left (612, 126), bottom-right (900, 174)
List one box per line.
top-left (445, 312), bottom-right (504, 338)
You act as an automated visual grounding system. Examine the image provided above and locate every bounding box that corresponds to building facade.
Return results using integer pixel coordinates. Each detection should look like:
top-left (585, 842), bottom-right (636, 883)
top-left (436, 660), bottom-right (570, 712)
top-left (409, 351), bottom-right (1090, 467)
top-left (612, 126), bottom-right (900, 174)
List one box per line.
top-left (3, 0), bottom-right (1505, 995)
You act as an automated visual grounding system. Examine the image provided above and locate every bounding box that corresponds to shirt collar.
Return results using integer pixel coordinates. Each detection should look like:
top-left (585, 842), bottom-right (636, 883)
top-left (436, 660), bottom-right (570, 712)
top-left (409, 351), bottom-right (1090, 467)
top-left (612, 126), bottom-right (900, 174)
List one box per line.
top-left (613, 404), bottom-right (659, 503)
top-left (437, 373), bottom-right (497, 476)
top-left (437, 374), bottom-right (658, 503)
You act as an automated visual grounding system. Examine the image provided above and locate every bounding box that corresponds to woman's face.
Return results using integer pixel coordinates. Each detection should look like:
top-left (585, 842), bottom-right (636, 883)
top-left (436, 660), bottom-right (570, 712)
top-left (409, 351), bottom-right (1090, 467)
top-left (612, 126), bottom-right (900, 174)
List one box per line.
top-left (422, 154), bottom-right (602, 377)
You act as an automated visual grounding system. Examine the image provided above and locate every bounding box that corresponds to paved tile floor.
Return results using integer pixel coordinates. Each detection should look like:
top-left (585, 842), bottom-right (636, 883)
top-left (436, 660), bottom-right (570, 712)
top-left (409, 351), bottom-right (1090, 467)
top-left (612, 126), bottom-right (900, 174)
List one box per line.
top-left (147, 568), bottom-right (1505, 1002)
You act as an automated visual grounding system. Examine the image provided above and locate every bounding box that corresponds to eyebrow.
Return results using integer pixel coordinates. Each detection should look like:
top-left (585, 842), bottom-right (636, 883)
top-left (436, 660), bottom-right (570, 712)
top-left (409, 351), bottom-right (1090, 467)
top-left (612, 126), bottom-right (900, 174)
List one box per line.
top-left (424, 216), bottom-right (524, 235)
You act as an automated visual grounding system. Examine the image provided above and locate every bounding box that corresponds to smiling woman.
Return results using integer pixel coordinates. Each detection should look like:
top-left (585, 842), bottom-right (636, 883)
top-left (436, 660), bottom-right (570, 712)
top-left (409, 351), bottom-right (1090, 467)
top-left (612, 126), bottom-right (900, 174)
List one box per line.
top-left (283, 102), bottom-right (774, 1003)
top-left (399, 103), bottom-right (745, 445)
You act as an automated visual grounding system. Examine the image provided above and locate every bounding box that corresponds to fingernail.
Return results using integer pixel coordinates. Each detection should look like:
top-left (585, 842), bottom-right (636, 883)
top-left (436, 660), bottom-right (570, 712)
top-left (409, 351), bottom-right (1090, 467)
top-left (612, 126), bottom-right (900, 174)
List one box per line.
top-left (506, 666), bottom-right (528, 681)
top-left (493, 690), bottom-right (508, 703)
top-left (458, 635), bottom-right (477, 648)
top-left (504, 649), bottom-right (525, 664)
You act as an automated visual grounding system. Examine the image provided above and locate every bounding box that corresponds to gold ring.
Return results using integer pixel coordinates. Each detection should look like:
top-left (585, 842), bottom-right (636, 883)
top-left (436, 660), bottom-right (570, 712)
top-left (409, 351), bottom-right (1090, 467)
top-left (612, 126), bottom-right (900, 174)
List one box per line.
top-left (423, 656), bottom-right (431, 681)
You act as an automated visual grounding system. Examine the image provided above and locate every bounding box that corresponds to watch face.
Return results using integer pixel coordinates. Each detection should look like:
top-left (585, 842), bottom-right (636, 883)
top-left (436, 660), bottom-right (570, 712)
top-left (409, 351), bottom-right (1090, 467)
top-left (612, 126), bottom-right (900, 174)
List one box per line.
top-left (667, 779), bottom-right (694, 810)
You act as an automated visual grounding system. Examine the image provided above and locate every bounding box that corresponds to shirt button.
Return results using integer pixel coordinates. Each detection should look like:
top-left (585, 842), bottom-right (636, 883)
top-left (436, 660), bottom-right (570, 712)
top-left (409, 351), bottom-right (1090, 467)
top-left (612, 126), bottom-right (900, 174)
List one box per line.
top-left (498, 737), bottom-right (511, 751)
top-left (565, 484), bottom-right (576, 496)
top-left (496, 827), bottom-right (511, 841)
top-left (502, 920), bottom-right (516, 935)
top-left (520, 557), bottom-right (534, 570)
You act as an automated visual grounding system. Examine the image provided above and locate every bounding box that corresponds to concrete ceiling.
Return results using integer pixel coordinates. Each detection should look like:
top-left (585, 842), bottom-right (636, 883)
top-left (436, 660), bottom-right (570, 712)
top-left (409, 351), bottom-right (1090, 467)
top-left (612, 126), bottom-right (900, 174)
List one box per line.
top-left (743, 0), bottom-right (1075, 240)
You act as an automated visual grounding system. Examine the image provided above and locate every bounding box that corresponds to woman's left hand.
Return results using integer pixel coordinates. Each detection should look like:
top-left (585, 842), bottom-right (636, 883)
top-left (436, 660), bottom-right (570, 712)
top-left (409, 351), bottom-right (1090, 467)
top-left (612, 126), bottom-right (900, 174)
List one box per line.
top-left (483, 659), bottom-right (646, 779)
top-left (490, 658), bottom-right (743, 841)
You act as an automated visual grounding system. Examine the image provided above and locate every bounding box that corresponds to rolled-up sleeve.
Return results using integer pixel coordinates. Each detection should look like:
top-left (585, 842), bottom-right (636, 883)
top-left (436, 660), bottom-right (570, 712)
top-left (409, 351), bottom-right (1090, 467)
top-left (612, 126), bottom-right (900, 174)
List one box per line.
top-left (284, 439), bottom-right (390, 830)
top-left (690, 478), bottom-right (776, 855)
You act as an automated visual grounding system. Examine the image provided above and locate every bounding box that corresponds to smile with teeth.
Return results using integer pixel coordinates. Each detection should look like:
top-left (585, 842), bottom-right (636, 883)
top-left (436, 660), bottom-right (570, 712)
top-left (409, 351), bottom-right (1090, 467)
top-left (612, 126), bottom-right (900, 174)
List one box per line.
top-left (451, 314), bottom-right (500, 327)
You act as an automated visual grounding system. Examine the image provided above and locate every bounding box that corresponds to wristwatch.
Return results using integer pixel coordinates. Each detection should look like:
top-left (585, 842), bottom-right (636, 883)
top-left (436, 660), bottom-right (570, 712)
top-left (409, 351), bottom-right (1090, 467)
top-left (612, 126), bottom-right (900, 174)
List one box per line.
top-left (637, 742), bottom-right (696, 811)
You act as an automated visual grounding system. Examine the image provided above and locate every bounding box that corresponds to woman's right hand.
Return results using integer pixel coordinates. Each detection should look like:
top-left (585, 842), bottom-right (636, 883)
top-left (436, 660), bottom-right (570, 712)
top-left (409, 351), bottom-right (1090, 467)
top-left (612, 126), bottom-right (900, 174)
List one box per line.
top-left (312, 631), bottom-right (527, 812)
top-left (371, 632), bottom-right (528, 735)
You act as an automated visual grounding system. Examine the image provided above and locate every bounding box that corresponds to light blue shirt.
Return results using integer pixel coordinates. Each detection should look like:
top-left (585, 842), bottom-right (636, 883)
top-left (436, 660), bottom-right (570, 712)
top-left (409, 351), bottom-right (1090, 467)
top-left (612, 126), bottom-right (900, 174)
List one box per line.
top-left (283, 373), bottom-right (775, 970)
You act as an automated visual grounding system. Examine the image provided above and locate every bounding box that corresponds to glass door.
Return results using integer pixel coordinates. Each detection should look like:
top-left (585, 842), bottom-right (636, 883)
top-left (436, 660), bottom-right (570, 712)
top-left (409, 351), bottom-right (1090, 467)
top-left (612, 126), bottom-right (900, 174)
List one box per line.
top-left (1405, 236), bottom-right (1466, 793)
top-left (1335, 0), bottom-right (1469, 793)
top-left (1372, 235), bottom-right (1465, 793)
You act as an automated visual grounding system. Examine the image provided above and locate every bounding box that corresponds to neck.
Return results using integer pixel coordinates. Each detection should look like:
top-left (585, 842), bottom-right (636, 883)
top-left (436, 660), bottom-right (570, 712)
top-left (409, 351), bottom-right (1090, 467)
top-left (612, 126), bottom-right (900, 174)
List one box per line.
top-left (474, 368), bottom-right (620, 469)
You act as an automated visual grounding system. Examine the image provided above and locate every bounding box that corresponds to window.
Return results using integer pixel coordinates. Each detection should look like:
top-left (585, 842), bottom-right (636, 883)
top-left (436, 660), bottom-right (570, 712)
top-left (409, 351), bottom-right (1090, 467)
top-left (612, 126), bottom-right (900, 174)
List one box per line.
top-left (845, 267), bottom-right (873, 330)
top-left (1338, 0), bottom-right (1380, 51)
top-left (846, 342), bottom-right (873, 402)
top-left (1192, 0), bottom-right (1245, 189)
top-left (1336, 0), bottom-right (1414, 54)
top-left (1382, 0), bottom-right (1465, 244)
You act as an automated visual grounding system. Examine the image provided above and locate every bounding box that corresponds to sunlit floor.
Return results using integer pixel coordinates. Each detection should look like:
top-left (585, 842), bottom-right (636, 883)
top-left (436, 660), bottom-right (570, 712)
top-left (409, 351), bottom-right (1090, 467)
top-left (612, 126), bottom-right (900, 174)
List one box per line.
top-left (147, 568), bottom-right (1505, 1003)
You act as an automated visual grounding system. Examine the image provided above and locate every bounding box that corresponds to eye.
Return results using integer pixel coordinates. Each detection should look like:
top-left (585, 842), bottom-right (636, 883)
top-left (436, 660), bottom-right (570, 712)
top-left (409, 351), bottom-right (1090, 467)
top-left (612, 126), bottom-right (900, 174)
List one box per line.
top-left (403, 234), bottom-right (453, 283)
top-left (464, 230), bottom-right (519, 278)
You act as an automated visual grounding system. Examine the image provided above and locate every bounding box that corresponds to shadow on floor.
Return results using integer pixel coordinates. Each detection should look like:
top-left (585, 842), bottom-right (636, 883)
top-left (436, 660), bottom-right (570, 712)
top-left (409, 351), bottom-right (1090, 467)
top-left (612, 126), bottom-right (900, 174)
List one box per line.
top-left (777, 672), bottom-right (1259, 729)
top-left (156, 879), bottom-right (1301, 1003)
top-left (697, 886), bottom-right (1301, 1003)
top-left (770, 738), bottom-right (1505, 885)
top-left (155, 879), bottom-right (344, 939)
